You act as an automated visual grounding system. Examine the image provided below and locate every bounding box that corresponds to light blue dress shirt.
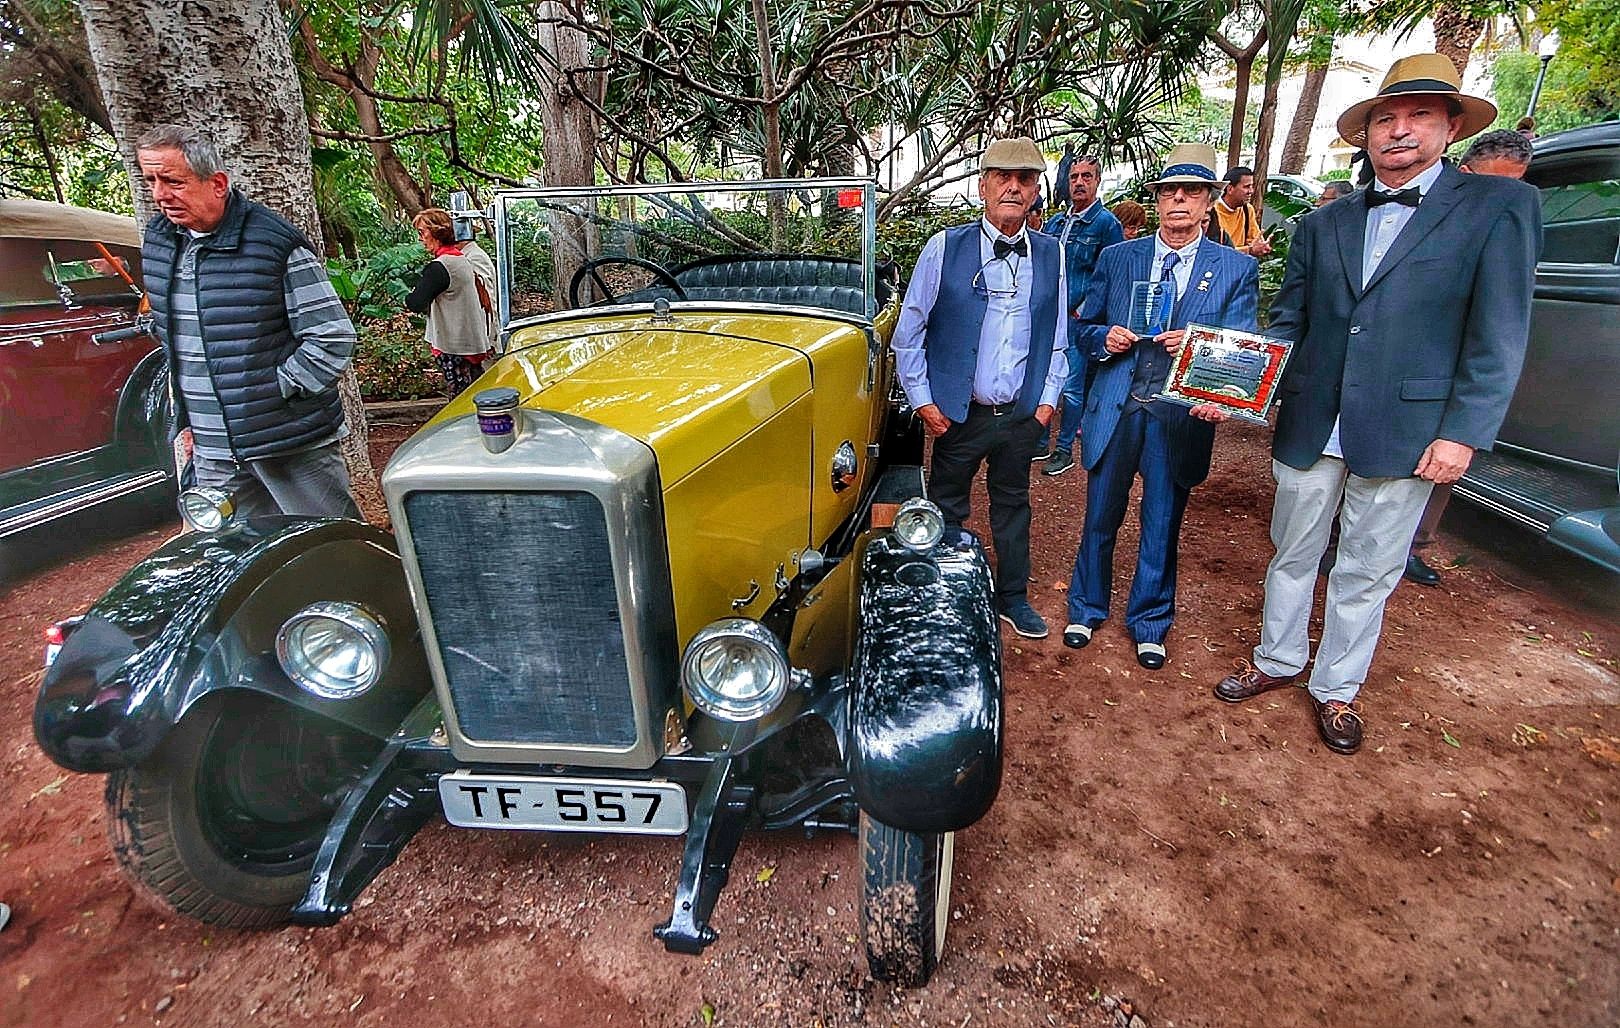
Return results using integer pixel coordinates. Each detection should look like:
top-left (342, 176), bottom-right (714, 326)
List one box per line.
top-left (1324, 157), bottom-right (1447, 458)
top-left (893, 217), bottom-right (1069, 413)
top-left (1151, 231), bottom-right (1202, 301)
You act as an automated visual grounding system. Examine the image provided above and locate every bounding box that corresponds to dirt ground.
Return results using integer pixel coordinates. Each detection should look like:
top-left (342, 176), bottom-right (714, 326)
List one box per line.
top-left (2, 416), bottom-right (1617, 1028)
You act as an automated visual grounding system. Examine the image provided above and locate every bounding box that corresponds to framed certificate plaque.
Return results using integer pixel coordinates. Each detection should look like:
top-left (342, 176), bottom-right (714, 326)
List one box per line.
top-left (1155, 323), bottom-right (1293, 424)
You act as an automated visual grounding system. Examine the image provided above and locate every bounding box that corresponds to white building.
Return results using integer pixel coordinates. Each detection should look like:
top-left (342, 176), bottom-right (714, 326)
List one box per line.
top-left (1200, 22), bottom-right (1497, 177)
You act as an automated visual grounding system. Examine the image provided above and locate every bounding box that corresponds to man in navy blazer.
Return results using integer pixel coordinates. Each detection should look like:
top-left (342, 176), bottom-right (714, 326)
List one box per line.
top-left (1062, 143), bottom-right (1259, 669)
top-left (1214, 55), bottom-right (1541, 755)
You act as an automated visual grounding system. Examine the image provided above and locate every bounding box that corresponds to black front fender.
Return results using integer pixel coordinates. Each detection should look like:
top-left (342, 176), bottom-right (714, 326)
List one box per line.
top-left (846, 530), bottom-right (1003, 833)
top-left (35, 517), bottom-right (430, 773)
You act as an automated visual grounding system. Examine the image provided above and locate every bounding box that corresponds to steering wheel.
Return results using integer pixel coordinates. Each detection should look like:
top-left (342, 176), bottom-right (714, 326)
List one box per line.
top-left (567, 256), bottom-right (687, 307)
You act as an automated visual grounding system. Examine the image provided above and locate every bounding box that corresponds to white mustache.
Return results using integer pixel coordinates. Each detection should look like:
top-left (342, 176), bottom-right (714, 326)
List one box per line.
top-left (1380, 141), bottom-right (1418, 153)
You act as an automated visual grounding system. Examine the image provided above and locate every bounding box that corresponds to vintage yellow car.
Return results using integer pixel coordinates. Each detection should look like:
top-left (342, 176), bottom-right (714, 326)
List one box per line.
top-left (35, 178), bottom-right (1003, 986)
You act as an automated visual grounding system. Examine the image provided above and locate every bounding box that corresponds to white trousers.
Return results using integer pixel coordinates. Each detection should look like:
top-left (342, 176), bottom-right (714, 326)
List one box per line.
top-left (1252, 457), bottom-right (1434, 703)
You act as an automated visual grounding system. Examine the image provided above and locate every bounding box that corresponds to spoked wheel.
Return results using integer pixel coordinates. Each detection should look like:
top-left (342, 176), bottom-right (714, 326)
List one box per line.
top-left (859, 813), bottom-right (956, 986)
top-left (106, 692), bottom-right (381, 928)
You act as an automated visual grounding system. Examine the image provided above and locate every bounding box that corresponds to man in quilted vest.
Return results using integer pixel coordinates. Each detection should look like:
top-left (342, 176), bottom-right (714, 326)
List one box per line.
top-left (136, 124), bottom-right (360, 519)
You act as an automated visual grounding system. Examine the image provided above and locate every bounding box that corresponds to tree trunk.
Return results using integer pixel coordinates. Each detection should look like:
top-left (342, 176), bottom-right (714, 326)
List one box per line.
top-left (1212, 27), bottom-right (1267, 170)
top-left (78, 0), bottom-right (384, 522)
top-left (1251, 70), bottom-right (1282, 198)
top-left (1227, 54), bottom-right (1255, 170)
top-left (26, 98), bottom-right (64, 202)
top-left (1431, 3), bottom-right (1486, 77)
top-left (535, 0), bottom-right (600, 307)
top-left (1280, 57), bottom-right (1329, 175)
top-left (294, 24), bottom-right (430, 216)
top-left (750, 0), bottom-right (787, 247)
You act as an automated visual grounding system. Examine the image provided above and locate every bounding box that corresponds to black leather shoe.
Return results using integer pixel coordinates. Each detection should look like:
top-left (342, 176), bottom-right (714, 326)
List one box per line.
top-left (1062, 623), bottom-right (1094, 649)
top-left (1310, 696), bottom-right (1364, 755)
top-left (1403, 553), bottom-right (1441, 586)
top-left (1214, 661), bottom-right (1299, 703)
top-left (1135, 641), bottom-right (1166, 669)
top-left (1042, 450), bottom-right (1075, 476)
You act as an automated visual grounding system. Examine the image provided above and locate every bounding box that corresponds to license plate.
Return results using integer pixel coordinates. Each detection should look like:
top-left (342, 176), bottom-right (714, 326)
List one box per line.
top-left (438, 773), bottom-right (688, 835)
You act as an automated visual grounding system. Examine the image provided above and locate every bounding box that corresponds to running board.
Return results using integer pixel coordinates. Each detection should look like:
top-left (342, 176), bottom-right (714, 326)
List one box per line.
top-left (0, 468), bottom-right (171, 538)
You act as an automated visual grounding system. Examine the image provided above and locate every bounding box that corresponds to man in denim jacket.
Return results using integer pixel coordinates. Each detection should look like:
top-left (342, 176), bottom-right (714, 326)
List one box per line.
top-left (1036, 154), bottom-right (1125, 475)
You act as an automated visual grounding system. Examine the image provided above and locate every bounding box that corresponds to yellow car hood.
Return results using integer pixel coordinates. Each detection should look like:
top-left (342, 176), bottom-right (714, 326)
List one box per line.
top-left (447, 323), bottom-right (812, 487)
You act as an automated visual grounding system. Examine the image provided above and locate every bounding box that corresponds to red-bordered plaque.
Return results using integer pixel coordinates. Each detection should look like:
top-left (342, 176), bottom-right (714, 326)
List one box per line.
top-left (1155, 323), bottom-right (1294, 424)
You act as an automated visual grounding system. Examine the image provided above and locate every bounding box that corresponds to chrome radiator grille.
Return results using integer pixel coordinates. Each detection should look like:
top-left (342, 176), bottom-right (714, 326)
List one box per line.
top-left (403, 489), bottom-right (637, 747)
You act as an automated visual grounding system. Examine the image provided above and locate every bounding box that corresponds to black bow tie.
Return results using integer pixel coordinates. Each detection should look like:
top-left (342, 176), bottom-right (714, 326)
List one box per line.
top-left (1367, 186), bottom-right (1422, 209)
top-left (993, 237), bottom-right (1028, 258)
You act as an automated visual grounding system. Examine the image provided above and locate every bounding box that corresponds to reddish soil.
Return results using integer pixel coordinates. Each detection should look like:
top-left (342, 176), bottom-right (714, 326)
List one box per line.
top-left (3, 418), bottom-right (1617, 1028)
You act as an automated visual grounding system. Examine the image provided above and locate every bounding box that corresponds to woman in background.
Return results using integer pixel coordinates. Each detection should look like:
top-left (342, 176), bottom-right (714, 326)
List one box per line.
top-left (405, 208), bottom-right (497, 399)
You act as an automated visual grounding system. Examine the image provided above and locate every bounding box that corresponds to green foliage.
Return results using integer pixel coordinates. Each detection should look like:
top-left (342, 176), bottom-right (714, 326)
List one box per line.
top-left (1487, 47), bottom-right (1617, 136)
top-left (1319, 168), bottom-right (1351, 181)
top-left (327, 242), bottom-right (427, 321)
top-left (877, 203), bottom-right (978, 275)
top-left (353, 315), bottom-right (438, 401)
top-left (1164, 82), bottom-right (1247, 150)
top-left (1536, 1), bottom-right (1620, 107)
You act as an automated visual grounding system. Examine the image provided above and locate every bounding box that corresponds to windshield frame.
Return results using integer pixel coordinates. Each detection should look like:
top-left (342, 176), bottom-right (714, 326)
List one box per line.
top-left (492, 177), bottom-right (880, 333)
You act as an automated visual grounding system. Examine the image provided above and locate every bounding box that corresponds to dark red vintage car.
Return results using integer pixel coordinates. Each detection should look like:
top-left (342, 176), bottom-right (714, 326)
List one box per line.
top-left (0, 199), bottom-right (173, 553)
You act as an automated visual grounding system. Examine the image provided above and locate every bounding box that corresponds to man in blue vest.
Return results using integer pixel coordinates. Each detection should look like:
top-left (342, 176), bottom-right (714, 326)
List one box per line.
top-left (136, 124), bottom-right (360, 519)
top-left (1062, 143), bottom-right (1259, 669)
top-left (1035, 153), bottom-right (1124, 476)
top-left (892, 137), bottom-right (1068, 639)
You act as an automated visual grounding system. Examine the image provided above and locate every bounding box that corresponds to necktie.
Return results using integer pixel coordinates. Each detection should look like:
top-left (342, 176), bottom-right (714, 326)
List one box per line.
top-left (1366, 186), bottom-right (1422, 208)
top-left (993, 237), bottom-right (1028, 259)
top-left (1160, 250), bottom-right (1181, 292)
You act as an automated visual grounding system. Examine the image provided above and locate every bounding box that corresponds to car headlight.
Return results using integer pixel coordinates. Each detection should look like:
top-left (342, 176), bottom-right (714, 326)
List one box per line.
top-left (275, 601), bottom-right (389, 700)
top-left (178, 487), bottom-right (235, 532)
top-left (680, 618), bottom-right (790, 722)
top-left (892, 497), bottom-right (945, 552)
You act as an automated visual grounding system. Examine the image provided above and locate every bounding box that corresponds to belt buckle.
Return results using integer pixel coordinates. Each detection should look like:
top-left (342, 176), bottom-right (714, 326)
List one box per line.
top-left (991, 403), bottom-right (1006, 417)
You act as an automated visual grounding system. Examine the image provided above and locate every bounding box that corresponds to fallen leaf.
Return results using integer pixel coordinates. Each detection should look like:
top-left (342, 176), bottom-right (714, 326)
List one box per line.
top-left (1581, 736), bottom-right (1620, 767)
top-left (701, 1001), bottom-right (716, 1026)
top-left (29, 775), bottom-right (69, 800)
top-left (756, 866), bottom-right (775, 884)
top-left (1442, 729), bottom-right (1461, 749)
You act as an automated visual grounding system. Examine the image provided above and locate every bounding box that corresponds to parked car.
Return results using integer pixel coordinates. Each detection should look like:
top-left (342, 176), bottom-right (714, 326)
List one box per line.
top-left (0, 198), bottom-right (171, 548)
top-left (1453, 120), bottom-right (1620, 572)
top-left (1261, 173), bottom-right (1325, 239)
top-left (35, 179), bottom-right (1002, 987)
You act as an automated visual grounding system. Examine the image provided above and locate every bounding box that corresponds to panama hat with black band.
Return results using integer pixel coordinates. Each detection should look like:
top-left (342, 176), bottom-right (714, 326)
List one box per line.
top-left (1337, 53), bottom-right (1496, 148)
top-left (1146, 142), bottom-right (1220, 189)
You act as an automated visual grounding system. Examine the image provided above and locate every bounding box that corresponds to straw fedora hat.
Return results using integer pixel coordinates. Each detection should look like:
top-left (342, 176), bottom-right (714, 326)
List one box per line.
top-left (980, 137), bottom-right (1046, 173)
top-left (1146, 142), bottom-right (1219, 188)
top-left (1336, 53), bottom-right (1497, 147)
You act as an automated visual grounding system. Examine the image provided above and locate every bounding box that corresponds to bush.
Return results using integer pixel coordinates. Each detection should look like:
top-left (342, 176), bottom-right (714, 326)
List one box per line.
top-left (354, 314), bottom-right (438, 401)
top-left (327, 241), bottom-right (427, 322)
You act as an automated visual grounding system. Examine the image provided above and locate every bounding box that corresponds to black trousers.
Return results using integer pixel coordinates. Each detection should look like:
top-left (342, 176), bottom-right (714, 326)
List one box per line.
top-left (928, 404), bottom-right (1044, 603)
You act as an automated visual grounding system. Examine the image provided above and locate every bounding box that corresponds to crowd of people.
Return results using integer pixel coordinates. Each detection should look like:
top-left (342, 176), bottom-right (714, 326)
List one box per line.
top-left (127, 51), bottom-right (1543, 758)
top-left (895, 52), bottom-right (1543, 756)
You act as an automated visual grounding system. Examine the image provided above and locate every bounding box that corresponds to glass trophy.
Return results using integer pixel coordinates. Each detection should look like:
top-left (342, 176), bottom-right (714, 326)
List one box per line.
top-left (1129, 281), bottom-right (1174, 338)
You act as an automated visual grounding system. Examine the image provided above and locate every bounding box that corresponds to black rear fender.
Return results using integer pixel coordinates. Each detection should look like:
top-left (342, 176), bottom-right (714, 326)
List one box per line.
top-left (845, 530), bottom-right (1003, 834)
top-left (35, 517), bottom-right (430, 773)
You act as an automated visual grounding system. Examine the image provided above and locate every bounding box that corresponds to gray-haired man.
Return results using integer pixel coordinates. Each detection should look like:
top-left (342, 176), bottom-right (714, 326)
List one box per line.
top-left (136, 125), bottom-right (360, 519)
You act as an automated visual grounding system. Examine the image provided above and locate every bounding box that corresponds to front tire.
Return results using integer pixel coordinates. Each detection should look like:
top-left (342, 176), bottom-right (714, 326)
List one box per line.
top-left (106, 693), bottom-right (380, 928)
top-left (859, 813), bottom-right (955, 986)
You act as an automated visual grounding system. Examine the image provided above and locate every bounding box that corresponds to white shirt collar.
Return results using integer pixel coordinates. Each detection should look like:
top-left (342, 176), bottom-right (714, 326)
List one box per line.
top-left (1373, 157), bottom-right (1445, 197)
top-left (1153, 230), bottom-right (1201, 263)
top-left (981, 216), bottom-right (1028, 245)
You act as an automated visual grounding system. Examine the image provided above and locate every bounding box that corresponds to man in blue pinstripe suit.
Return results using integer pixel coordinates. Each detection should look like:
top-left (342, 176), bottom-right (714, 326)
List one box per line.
top-left (1062, 143), bottom-right (1260, 668)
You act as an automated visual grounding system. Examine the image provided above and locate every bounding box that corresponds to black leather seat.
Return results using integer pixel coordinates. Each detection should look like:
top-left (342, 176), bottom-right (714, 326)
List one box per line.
top-left (671, 255), bottom-right (868, 315)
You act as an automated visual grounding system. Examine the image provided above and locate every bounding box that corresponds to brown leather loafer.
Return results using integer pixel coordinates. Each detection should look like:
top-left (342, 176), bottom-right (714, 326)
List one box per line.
top-left (1310, 696), bottom-right (1364, 754)
top-left (1213, 661), bottom-right (1299, 704)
